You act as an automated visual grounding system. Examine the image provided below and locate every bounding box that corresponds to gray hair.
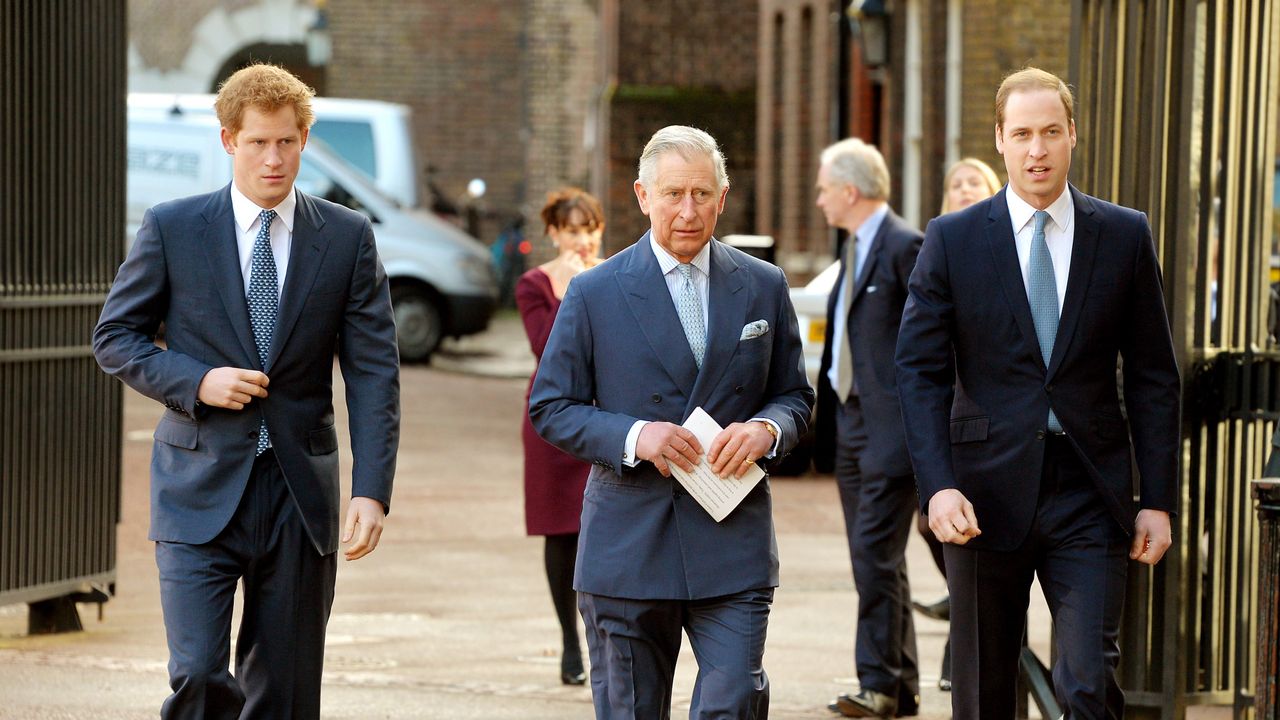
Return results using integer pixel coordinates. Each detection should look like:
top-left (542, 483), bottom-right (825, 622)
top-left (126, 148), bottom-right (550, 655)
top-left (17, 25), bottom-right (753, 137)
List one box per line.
top-left (637, 125), bottom-right (729, 190)
top-left (819, 138), bottom-right (890, 201)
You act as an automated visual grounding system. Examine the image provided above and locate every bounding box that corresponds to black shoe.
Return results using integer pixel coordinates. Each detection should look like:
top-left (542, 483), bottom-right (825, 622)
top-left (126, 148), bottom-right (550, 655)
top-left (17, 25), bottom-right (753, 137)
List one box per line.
top-left (939, 636), bottom-right (951, 691)
top-left (911, 595), bottom-right (950, 622)
top-left (560, 649), bottom-right (586, 685)
top-left (829, 689), bottom-right (897, 718)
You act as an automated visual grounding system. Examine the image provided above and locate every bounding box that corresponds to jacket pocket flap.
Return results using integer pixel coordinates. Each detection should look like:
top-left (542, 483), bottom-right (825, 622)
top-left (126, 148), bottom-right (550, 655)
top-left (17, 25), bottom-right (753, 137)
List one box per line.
top-left (949, 416), bottom-right (989, 444)
top-left (308, 425), bottom-right (339, 455)
top-left (154, 414), bottom-right (198, 449)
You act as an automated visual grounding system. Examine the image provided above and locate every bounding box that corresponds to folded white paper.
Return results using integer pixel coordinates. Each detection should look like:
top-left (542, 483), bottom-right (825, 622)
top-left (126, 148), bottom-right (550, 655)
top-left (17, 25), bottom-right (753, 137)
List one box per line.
top-left (670, 407), bottom-right (766, 522)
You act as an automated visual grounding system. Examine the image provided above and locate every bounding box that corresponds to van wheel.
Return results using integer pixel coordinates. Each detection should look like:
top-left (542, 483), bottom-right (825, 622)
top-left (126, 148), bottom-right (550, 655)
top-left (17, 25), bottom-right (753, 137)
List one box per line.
top-left (391, 285), bottom-right (443, 362)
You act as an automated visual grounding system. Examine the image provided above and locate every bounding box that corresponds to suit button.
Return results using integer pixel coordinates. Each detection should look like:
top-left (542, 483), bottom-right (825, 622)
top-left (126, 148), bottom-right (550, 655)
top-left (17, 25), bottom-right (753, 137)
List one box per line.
top-left (652, 394), bottom-right (662, 403)
top-left (1036, 430), bottom-right (1046, 440)
top-left (734, 385), bottom-right (744, 394)
top-left (249, 430), bottom-right (259, 438)
top-left (1046, 384), bottom-right (1054, 392)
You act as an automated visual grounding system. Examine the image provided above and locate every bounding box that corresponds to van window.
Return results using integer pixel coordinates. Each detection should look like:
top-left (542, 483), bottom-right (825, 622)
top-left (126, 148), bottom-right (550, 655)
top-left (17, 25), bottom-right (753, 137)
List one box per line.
top-left (310, 120), bottom-right (377, 180)
top-left (296, 159), bottom-right (379, 224)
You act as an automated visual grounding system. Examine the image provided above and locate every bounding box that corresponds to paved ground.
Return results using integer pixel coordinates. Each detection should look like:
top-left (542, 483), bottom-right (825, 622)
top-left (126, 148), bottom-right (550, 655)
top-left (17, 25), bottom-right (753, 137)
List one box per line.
top-left (0, 314), bottom-right (1055, 719)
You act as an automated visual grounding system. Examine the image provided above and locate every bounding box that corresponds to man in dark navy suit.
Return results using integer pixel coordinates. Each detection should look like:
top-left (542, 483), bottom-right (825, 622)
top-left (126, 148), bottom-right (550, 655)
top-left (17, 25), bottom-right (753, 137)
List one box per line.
top-left (895, 67), bottom-right (1180, 719)
top-left (95, 64), bottom-right (399, 718)
top-left (813, 138), bottom-right (922, 719)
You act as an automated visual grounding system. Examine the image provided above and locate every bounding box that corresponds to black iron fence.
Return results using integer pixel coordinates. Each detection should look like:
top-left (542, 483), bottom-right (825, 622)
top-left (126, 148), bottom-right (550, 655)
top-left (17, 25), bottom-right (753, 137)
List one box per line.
top-left (1072, 0), bottom-right (1280, 716)
top-left (0, 0), bottom-right (127, 623)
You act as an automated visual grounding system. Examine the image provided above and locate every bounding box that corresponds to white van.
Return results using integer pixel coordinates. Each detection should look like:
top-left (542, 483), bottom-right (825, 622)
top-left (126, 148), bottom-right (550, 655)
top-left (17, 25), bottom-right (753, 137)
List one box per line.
top-left (128, 93), bottom-right (420, 209)
top-left (126, 105), bottom-right (496, 361)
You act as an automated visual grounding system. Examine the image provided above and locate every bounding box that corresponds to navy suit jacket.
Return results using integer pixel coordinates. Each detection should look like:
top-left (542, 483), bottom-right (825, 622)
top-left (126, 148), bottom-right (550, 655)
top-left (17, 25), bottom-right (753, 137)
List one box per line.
top-left (529, 234), bottom-right (814, 600)
top-left (94, 185), bottom-right (401, 555)
top-left (814, 209), bottom-right (922, 477)
top-left (895, 186), bottom-right (1180, 551)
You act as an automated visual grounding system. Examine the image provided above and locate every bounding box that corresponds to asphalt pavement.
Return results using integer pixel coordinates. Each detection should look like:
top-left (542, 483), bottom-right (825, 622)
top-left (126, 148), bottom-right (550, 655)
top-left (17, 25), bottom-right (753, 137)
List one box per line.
top-left (0, 312), bottom-right (1054, 719)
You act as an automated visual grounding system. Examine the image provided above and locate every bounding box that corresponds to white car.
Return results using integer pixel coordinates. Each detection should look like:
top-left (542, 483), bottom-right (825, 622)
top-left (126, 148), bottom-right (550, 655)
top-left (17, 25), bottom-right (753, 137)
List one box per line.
top-left (789, 260), bottom-right (840, 386)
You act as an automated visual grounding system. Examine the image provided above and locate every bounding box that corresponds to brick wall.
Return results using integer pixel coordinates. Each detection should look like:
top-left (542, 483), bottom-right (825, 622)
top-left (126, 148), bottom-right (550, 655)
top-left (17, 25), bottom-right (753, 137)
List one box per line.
top-left (756, 0), bottom-right (834, 274)
top-left (327, 0), bottom-right (526, 239)
top-left (959, 0), bottom-right (1071, 182)
top-left (605, 0), bottom-right (759, 253)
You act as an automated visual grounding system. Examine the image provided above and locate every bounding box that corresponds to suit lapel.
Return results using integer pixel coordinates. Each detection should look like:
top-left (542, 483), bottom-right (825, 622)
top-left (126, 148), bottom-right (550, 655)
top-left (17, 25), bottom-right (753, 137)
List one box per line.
top-left (849, 212), bottom-right (893, 306)
top-left (687, 241), bottom-right (747, 415)
top-left (616, 232), bottom-right (700, 392)
top-left (200, 186), bottom-right (260, 368)
top-left (985, 190), bottom-right (1045, 371)
top-left (1046, 187), bottom-right (1100, 380)
top-left (267, 191), bottom-right (330, 371)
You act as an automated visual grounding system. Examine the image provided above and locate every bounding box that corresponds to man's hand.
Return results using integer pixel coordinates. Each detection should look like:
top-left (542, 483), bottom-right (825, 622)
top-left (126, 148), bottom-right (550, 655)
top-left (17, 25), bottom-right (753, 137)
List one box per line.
top-left (1130, 509), bottom-right (1172, 565)
top-left (342, 497), bottom-right (386, 561)
top-left (636, 422), bottom-right (702, 477)
top-left (708, 422), bottom-right (774, 479)
top-left (197, 367), bottom-right (269, 410)
top-left (928, 488), bottom-right (981, 544)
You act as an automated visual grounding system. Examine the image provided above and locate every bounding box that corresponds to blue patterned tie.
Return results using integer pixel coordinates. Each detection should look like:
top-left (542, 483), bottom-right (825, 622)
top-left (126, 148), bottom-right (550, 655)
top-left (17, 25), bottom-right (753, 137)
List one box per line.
top-left (1028, 210), bottom-right (1062, 432)
top-left (676, 263), bottom-right (706, 368)
top-left (248, 209), bottom-right (278, 455)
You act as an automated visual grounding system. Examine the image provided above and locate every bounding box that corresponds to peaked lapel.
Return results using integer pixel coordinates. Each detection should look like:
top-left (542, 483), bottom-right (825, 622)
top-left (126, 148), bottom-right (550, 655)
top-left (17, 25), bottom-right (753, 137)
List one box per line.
top-left (267, 191), bottom-right (330, 371)
top-left (1046, 186), bottom-right (1100, 380)
top-left (199, 186), bottom-right (259, 368)
top-left (984, 189), bottom-right (1045, 371)
top-left (686, 240), bottom-right (748, 415)
top-left (616, 232), bottom-right (700, 393)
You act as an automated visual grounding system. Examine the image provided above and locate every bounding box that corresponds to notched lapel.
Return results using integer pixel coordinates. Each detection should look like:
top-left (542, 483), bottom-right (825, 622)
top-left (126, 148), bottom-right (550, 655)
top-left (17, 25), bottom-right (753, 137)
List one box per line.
top-left (985, 195), bottom-right (1044, 371)
top-left (200, 188), bottom-right (259, 368)
top-left (687, 242), bottom-right (747, 414)
top-left (616, 235), bottom-right (699, 392)
top-left (268, 192), bottom-right (330, 370)
top-left (1046, 189), bottom-right (1100, 379)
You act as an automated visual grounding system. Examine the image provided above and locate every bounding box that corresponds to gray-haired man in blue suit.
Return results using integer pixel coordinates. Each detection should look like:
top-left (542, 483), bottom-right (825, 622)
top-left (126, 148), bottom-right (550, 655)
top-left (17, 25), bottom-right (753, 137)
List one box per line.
top-left (530, 125), bottom-right (814, 719)
top-left (94, 64), bottom-right (399, 718)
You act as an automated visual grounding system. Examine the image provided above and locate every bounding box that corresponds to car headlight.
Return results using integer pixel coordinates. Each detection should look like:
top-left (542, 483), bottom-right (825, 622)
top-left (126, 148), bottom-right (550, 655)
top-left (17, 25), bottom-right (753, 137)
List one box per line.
top-left (458, 254), bottom-right (496, 287)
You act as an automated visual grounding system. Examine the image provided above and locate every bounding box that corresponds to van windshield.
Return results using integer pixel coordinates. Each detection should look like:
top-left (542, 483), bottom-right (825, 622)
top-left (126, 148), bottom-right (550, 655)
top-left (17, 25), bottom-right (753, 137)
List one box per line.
top-left (311, 119), bottom-right (377, 180)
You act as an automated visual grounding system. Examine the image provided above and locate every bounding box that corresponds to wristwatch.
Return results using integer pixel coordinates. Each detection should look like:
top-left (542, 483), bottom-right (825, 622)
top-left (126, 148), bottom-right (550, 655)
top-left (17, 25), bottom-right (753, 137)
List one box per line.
top-left (756, 420), bottom-right (779, 442)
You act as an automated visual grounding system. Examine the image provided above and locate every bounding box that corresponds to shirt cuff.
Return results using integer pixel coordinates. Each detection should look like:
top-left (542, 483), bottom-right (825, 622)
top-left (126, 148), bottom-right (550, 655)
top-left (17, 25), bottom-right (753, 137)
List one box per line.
top-left (623, 420), bottom-right (648, 467)
top-left (748, 417), bottom-right (782, 458)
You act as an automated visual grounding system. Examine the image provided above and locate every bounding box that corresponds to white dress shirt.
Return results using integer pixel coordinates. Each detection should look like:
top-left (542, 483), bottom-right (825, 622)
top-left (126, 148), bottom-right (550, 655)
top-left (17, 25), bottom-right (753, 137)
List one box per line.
top-left (230, 183), bottom-right (296, 298)
top-left (622, 237), bottom-right (781, 467)
top-left (1007, 185), bottom-right (1073, 313)
top-left (826, 202), bottom-right (889, 393)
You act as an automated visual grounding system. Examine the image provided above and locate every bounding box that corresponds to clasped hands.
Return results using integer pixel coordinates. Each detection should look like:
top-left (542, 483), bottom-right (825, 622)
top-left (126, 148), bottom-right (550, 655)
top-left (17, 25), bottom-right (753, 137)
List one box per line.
top-left (927, 488), bottom-right (1172, 565)
top-left (197, 366), bottom-right (385, 561)
top-left (636, 420), bottom-right (773, 479)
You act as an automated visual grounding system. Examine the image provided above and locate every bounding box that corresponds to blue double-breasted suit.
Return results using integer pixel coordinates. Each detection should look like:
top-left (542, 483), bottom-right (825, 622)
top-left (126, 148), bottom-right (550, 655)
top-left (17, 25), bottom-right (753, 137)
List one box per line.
top-left (530, 233), bottom-right (813, 718)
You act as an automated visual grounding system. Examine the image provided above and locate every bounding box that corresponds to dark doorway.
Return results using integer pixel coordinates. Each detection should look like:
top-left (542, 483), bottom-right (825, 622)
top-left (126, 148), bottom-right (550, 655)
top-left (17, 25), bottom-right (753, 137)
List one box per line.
top-left (211, 42), bottom-right (327, 95)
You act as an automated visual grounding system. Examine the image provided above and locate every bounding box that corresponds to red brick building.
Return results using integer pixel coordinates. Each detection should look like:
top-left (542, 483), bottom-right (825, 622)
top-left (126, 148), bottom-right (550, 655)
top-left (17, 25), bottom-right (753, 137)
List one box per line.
top-left (756, 0), bottom-right (1070, 277)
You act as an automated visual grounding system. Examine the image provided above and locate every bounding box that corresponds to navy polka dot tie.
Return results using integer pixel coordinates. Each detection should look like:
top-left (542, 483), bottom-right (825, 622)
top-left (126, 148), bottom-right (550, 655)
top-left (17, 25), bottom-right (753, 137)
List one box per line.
top-left (248, 209), bottom-right (278, 455)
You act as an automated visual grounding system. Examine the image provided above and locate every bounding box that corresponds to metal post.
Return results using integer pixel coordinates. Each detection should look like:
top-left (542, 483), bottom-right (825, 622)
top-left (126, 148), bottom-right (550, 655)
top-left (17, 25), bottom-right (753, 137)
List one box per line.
top-left (1254, 475), bottom-right (1280, 719)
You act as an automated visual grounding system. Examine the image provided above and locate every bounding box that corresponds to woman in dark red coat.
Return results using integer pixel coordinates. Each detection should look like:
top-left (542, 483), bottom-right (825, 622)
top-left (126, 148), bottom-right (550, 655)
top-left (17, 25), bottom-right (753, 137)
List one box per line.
top-left (516, 188), bottom-right (604, 686)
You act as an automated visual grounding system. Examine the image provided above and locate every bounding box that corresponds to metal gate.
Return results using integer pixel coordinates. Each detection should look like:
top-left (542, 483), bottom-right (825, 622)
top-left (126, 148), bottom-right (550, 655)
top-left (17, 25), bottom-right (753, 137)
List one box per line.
top-left (0, 1), bottom-right (127, 617)
top-left (1071, 0), bottom-right (1280, 716)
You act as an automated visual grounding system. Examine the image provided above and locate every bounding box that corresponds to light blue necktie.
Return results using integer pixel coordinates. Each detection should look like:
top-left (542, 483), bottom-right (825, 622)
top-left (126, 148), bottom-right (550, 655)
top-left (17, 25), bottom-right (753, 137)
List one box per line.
top-left (248, 209), bottom-right (278, 455)
top-left (676, 263), bottom-right (706, 368)
top-left (1028, 210), bottom-right (1062, 432)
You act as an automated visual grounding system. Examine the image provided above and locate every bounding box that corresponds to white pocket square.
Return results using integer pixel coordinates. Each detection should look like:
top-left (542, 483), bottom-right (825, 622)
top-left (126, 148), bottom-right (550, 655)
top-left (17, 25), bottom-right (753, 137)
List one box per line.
top-left (866, 285), bottom-right (878, 293)
top-left (740, 319), bottom-right (770, 341)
